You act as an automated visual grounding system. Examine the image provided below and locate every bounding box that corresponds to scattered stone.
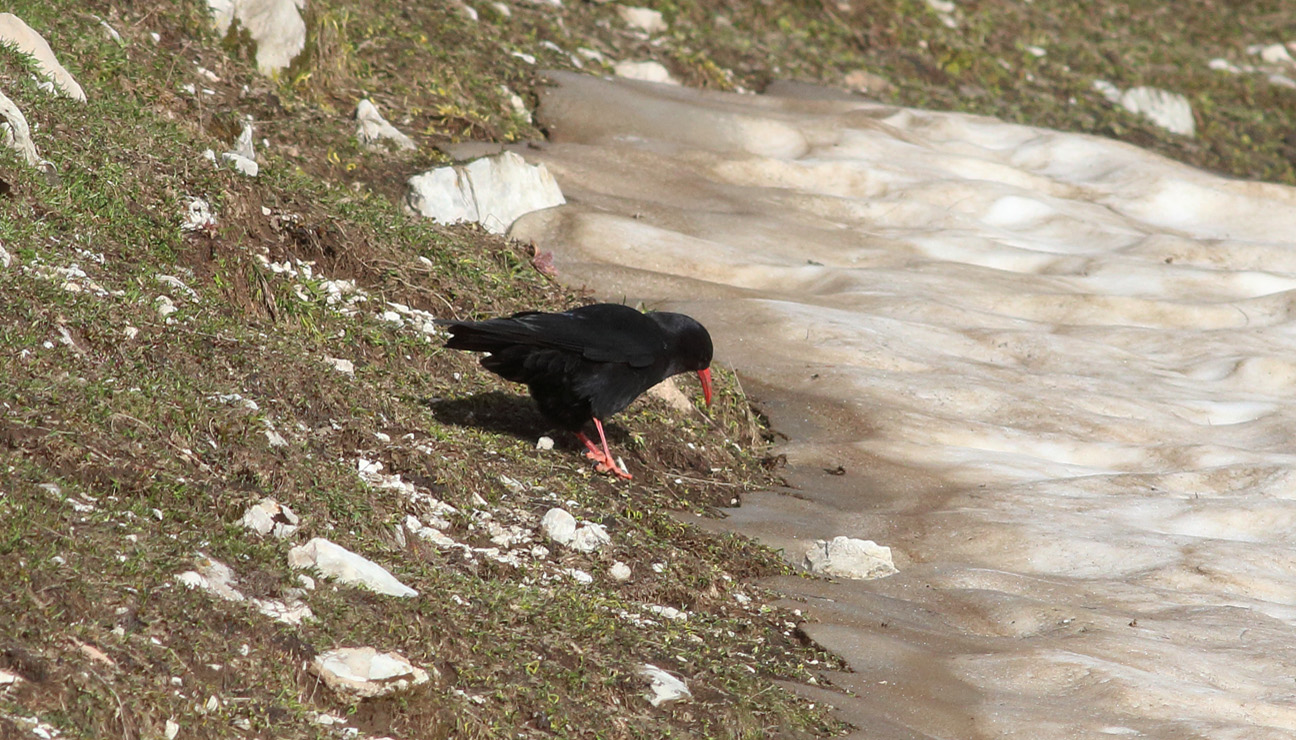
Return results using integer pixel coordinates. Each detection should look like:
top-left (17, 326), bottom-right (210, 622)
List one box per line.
top-left (803, 536), bottom-right (898, 580)
top-left (647, 377), bottom-right (695, 414)
top-left (222, 151), bottom-right (258, 177)
top-left (208, 0), bottom-right (306, 76)
top-left (406, 151), bottom-right (566, 235)
top-left (355, 99), bottom-right (416, 152)
top-left (565, 568), bottom-right (593, 584)
top-left (251, 596), bottom-right (313, 625)
top-left (0, 669), bottom-right (23, 686)
top-left (0, 91), bottom-right (40, 167)
top-left (647, 604), bottom-right (685, 621)
top-left (613, 60), bottom-right (680, 86)
top-left (640, 664), bottom-right (691, 707)
top-left (843, 69), bottom-right (896, 96)
top-left (239, 497), bottom-right (299, 538)
top-left (164, 720), bottom-right (179, 740)
top-left (489, 2), bottom-right (511, 17)
top-left (221, 122), bottom-right (258, 176)
top-left (326, 356), bottom-right (354, 375)
top-left (609, 561), bottom-right (632, 582)
top-left (288, 538), bottom-right (418, 597)
top-left (536, 435), bottom-right (555, 451)
top-left (0, 13), bottom-right (87, 100)
top-left (310, 647), bottom-right (432, 699)
top-left (156, 274), bottom-right (198, 299)
top-left (155, 295), bottom-right (178, 317)
top-left (540, 507), bottom-right (577, 544)
top-left (500, 86), bottom-right (531, 123)
top-left (497, 474), bottom-right (526, 494)
top-left (576, 47), bottom-right (608, 65)
top-left (1251, 43), bottom-right (1294, 66)
top-left (572, 521), bottom-right (611, 553)
top-left (616, 6), bottom-right (667, 34)
top-left (540, 508), bottom-right (611, 552)
top-left (0, 245), bottom-right (11, 269)
top-left (176, 554), bottom-right (245, 602)
top-left (455, 2), bottom-right (478, 22)
top-left (1093, 80), bottom-right (1195, 137)
top-left (511, 51), bottom-right (537, 65)
top-left (181, 198), bottom-right (217, 232)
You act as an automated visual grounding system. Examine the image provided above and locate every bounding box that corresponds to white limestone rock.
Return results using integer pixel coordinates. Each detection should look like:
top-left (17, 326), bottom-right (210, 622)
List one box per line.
top-left (1094, 80), bottom-right (1195, 137)
top-left (355, 99), bottom-right (416, 152)
top-left (803, 536), bottom-right (898, 580)
top-left (0, 13), bottom-right (86, 101)
top-left (222, 122), bottom-right (259, 176)
top-left (0, 90), bottom-right (40, 167)
top-left (613, 60), bottom-right (680, 86)
top-left (540, 508), bottom-right (610, 552)
top-left (310, 647), bottom-right (432, 699)
top-left (325, 356), bottom-right (354, 374)
top-left (608, 561), bottom-right (632, 582)
top-left (616, 6), bottom-right (667, 34)
top-left (239, 497), bottom-right (300, 538)
top-left (181, 198), bottom-right (217, 233)
top-left (1119, 87), bottom-right (1195, 137)
top-left (640, 664), bottom-right (691, 707)
top-left (288, 538), bottom-right (417, 597)
top-left (176, 554), bottom-right (245, 601)
top-left (647, 377), bottom-right (694, 414)
top-left (406, 151), bottom-right (565, 234)
top-left (540, 507), bottom-right (577, 545)
top-left (571, 521), bottom-right (611, 553)
top-left (208, 0), bottom-right (306, 77)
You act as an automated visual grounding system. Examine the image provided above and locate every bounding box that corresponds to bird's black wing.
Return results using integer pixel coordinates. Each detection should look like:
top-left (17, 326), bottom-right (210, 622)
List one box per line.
top-left (446, 304), bottom-right (665, 368)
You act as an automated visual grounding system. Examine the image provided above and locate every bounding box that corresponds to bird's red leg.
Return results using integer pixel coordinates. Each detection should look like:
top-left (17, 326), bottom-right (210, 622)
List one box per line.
top-left (575, 431), bottom-right (605, 460)
top-left (575, 419), bottom-right (632, 480)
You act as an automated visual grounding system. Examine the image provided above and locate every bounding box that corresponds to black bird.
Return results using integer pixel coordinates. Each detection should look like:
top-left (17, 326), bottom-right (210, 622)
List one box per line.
top-left (440, 303), bottom-right (714, 479)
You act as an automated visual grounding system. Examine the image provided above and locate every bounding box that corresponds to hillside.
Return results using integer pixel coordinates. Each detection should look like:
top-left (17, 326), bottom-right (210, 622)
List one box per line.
top-left (0, 0), bottom-right (1292, 738)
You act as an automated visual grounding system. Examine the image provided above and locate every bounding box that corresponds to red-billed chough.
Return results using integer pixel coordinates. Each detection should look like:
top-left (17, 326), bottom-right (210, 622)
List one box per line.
top-left (440, 303), bottom-right (714, 479)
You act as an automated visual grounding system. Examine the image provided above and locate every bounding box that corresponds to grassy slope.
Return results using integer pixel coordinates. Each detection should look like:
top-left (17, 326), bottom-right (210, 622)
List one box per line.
top-left (0, 0), bottom-right (1291, 738)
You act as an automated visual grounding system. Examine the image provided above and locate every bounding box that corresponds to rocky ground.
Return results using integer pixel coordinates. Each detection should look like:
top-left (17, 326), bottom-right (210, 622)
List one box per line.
top-left (0, 0), bottom-right (1292, 739)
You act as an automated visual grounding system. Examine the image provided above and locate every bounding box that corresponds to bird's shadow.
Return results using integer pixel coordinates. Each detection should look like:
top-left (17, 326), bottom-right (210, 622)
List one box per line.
top-left (422, 391), bottom-right (633, 448)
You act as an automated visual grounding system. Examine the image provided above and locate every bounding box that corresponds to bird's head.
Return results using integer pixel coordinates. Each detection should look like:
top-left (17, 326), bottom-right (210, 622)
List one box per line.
top-left (650, 311), bottom-right (714, 408)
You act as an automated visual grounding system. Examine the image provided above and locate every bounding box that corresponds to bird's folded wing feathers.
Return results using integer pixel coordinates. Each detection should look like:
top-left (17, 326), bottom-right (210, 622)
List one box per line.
top-left (448, 310), bottom-right (661, 367)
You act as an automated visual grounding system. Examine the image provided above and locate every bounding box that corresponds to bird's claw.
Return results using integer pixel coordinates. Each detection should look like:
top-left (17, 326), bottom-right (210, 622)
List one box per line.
top-left (592, 456), bottom-right (633, 480)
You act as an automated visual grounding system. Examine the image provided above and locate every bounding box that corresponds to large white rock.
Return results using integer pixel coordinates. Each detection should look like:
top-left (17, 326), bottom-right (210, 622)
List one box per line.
top-left (0, 90), bottom-right (40, 167)
top-left (355, 99), bottom-right (415, 152)
top-left (803, 536), bottom-right (898, 580)
top-left (310, 647), bottom-right (431, 699)
top-left (406, 151), bottom-right (565, 234)
top-left (208, 0), bottom-right (306, 77)
top-left (288, 538), bottom-right (418, 597)
top-left (0, 14), bottom-right (86, 101)
top-left (640, 664), bottom-right (691, 707)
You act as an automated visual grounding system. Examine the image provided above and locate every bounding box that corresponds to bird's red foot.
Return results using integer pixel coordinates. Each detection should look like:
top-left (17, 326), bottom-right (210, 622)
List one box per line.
top-left (593, 454), bottom-right (633, 480)
top-left (576, 429), bottom-right (633, 480)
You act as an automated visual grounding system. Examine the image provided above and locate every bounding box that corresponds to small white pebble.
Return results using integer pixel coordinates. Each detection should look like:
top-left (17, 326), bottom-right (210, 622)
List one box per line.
top-left (536, 436), bottom-right (554, 451)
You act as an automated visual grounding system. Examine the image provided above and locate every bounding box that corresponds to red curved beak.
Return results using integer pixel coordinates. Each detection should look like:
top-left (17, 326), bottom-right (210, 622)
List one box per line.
top-left (697, 368), bottom-right (713, 408)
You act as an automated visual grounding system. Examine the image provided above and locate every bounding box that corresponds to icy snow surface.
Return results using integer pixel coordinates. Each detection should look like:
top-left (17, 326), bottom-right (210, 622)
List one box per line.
top-left (512, 72), bottom-right (1295, 739)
